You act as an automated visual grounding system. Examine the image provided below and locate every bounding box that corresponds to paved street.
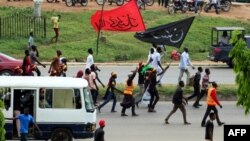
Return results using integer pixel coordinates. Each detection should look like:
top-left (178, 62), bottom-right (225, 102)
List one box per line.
top-left (39, 65), bottom-right (236, 85)
top-left (82, 101), bottom-right (249, 141)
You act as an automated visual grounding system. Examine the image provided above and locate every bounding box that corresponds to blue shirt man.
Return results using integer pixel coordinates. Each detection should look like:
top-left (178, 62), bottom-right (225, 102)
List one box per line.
top-left (6, 107), bottom-right (41, 141)
top-left (18, 114), bottom-right (34, 134)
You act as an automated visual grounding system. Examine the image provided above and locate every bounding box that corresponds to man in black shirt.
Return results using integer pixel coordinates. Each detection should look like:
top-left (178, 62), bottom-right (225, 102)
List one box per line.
top-left (94, 119), bottom-right (105, 141)
top-left (148, 69), bottom-right (159, 112)
top-left (135, 62), bottom-right (145, 107)
top-left (164, 81), bottom-right (190, 125)
top-left (188, 67), bottom-right (203, 108)
top-left (205, 112), bottom-right (216, 141)
top-left (98, 72), bottom-right (122, 113)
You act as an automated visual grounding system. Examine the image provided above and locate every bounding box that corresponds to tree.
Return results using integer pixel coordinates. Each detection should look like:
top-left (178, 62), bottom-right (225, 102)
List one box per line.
top-left (229, 30), bottom-right (250, 114)
top-left (0, 100), bottom-right (5, 141)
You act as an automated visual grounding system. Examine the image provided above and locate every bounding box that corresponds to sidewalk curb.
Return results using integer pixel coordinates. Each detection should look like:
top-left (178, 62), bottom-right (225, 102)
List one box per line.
top-left (42, 62), bottom-right (227, 67)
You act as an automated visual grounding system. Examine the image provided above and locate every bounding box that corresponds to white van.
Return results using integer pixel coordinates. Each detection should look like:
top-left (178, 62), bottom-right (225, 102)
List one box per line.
top-left (0, 76), bottom-right (96, 141)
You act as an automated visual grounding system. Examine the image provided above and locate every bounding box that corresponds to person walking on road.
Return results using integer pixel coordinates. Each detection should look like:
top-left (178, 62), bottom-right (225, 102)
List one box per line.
top-left (148, 68), bottom-right (159, 112)
top-left (178, 47), bottom-right (195, 85)
top-left (152, 47), bottom-right (164, 85)
top-left (22, 50), bottom-right (33, 76)
top-left (89, 67), bottom-right (98, 106)
top-left (120, 70), bottom-right (138, 116)
top-left (195, 68), bottom-right (211, 107)
top-left (135, 62), bottom-right (145, 107)
top-left (188, 67), bottom-right (203, 108)
top-left (201, 82), bottom-right (225, 127)
top-left (94, 119), bottom-right (106, 141)
top-left (205, 112), bottom-right (216, 141)
top-left (164, 80), bottom-right (191, 125)
top-left (48, 50), bottom-right (62, 76)
top-left (30, 45), bottom-right (46, 76)
top-left (98, 72), bottom-right (122, 113)
top-left (85, 48), bottom-right (94, 70)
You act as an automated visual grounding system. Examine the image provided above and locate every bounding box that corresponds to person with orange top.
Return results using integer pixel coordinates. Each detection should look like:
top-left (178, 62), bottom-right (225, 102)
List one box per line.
top-left (48, 50), bottom-right (62, 76)
top-left (120, 70), bottom-right (138, 116)
top-left (201, 82), bottom-right (225, 127)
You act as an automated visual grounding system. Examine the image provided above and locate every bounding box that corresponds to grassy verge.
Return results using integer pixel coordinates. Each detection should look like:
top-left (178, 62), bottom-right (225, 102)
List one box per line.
top-left (0, 6), bottom-right (250, 62)
top-left (97, 84), bottom-right (238, 101)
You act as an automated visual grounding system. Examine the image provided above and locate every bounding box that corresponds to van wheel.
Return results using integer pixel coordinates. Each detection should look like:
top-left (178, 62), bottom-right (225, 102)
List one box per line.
top-left (51, 128), bottom-right (73, 141)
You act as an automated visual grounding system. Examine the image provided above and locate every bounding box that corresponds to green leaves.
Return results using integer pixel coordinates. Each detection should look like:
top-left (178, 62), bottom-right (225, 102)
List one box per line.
top-left (230, 31), bottom-right (250, 115)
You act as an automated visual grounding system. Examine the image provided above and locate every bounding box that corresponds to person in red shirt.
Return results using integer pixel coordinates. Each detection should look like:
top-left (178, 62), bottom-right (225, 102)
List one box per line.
top-left (22, 50), bottom-right (33, 76)
top-left (201, 82), bottom-right (225, 127)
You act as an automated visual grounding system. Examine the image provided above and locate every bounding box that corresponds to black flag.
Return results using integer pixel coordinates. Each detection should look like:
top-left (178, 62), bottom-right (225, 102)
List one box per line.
top-left (134, 17), bottom-right (195, 48)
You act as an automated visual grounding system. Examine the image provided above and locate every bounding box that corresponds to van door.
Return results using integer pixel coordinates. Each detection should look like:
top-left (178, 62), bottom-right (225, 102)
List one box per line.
top-left (13, 89), bottom-right (36, 138)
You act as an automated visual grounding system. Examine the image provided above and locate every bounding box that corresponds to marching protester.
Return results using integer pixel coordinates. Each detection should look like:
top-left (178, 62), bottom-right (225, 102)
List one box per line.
top-left (148, 68), bottom-right (159, 112)
top-left (164, 80), bottom-right (191, 125)
top-left (50, 15), bottom-right (61, 43)
top-left (86, 48), bottom-right (94, 70)
top-left (89, 66), bottom-right (98, 106)
top-left (152, 47), bottom-right (164, 86)
top-left (76, 70), bottom-right (84, 78)
top-left (84, 68), bottom-right (91, 83)
top-left (187, 67), bottom-right (203, 108)
top-left (178, 47), bottom-right (195, 86)
top-left (94, 119), bottom-right (106, 141)
top-left (22, 50), bottom-right (33, 76)
top-left (30, 45), bottom-right (46, 76)
top-left (90, 64), bottom-right (105, 88)
top-left (60, 57), bottom-right (68, 77)
top-left (135, 62), bottom-right (145, 107)
top-left (195, 68), bottom-right (212, 107)
top-left (201, 82), bottom-right (225, 127)
top-left (48, 50), bottom-right (62, 76)
top-left (98, 72), bottom-right (122, 113)
top-left (205, 112), bottom-right (216, 141)
top-left (147, 47), bottom-right (155, 66)
top-left (120, 70), bottom-right (138, 116)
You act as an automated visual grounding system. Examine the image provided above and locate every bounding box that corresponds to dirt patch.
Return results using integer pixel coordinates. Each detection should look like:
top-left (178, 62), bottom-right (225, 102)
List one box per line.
top-left (0, 1), bottom-right (250, 21)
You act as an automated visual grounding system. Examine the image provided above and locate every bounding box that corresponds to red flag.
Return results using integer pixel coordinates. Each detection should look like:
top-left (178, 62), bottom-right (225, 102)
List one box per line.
top-left (91, 0), bottom-right (145, 32)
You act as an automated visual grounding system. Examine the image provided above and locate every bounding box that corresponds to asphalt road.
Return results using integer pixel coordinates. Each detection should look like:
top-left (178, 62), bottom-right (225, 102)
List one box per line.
top-left (82, 101), bottom-right (249, 141)
top-left (39, 65), bottom-right (236, 84)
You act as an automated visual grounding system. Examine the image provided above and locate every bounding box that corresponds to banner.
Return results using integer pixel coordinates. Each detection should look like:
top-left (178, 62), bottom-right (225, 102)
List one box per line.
top-left (91, 0), bottom-right (145, 32)
top-left (134, 17), bottom-right (195, 48)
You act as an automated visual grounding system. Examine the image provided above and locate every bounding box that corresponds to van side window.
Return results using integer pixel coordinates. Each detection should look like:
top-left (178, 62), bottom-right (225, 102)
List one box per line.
top-left (39, 88), bottom-right (52, 108)
top-left (0, 87), bottom-right (11, 111)
top-left (74, 89), bottom-right (82, 109)
top-left (39, 88), bottom-right (80, 109)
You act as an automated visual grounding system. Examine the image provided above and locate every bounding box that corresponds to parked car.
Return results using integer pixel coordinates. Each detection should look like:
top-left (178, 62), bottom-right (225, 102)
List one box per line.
top-left (0, 52), bottom-right (22, 76)
top-left (208, 27), bottom-right (250, 67)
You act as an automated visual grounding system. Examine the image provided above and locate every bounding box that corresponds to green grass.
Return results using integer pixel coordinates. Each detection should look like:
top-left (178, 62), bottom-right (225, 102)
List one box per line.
top-left (0, 6), bottom-right (250, 62)
top-left (97, 84), bottom-right (238, 101)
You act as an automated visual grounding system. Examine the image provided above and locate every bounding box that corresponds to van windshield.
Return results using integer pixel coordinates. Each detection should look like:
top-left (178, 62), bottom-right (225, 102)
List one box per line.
top-left (83, 88), bottom-right (95, 112)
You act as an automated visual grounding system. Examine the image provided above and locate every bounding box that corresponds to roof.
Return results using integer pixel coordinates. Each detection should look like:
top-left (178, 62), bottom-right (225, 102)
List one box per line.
top-left (212, 27), bottom-right (245, 31)
top-left (0, 76), bottom-right (88, 88)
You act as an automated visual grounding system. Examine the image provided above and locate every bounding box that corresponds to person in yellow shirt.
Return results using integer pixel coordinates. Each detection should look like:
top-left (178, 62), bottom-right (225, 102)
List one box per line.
top-left (51, 15), bottom-right (61, 43)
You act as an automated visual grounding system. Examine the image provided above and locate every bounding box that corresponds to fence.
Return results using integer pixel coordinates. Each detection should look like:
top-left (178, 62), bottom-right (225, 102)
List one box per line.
top-left (0, 13), bottom-right (46, 38)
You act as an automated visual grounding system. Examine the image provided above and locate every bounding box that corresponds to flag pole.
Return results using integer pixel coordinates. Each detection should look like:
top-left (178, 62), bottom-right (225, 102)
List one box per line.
top-left (96, 1), bottom-right (105, 55)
